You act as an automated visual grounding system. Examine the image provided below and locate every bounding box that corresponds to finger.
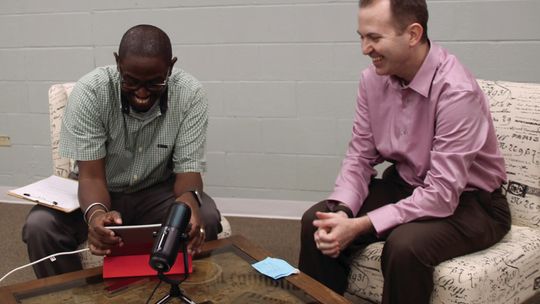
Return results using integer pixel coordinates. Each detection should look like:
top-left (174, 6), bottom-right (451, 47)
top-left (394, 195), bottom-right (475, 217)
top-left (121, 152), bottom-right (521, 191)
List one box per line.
top-left (93, 225), bottom-right (119, 240)
top-left (313, 230), bottom-right (321, 243)
top-left (103, 211), bottom-right (123, 226)
top-left (316, 239), bottom-right (340, 257)
top-left (88, 239), bottom-right (111, 256)
top-left (91, 237), bottom-right (121, 255)
top-left (322, 247), bottom-right (341, 258)
top-left (313, 227), bottom-right (330, 243)
top-left (186, 223), bottom-right (200, 254)
top-left (313, 213), bottom-right (338, 229)
top-left (89, 226), bottom-right (122, 246)
top-left (319, 242), bottom-right (340, 257)
top-left (187, 234), bottom-right (202, 255)
top-left (98, 235), bottom-right (122, 247)
top-left (315, 211), bottom-right (339, 219)
top-left (193, 228), bottom-right (205, 254)
top-left (313, 228), bottom-right (327, 244)
top-left (317, 239), bottom-right (339, 251)
top-left (187, 218), bottom-right (198, 238)
top-left (317, 228), bottom-right (337, 243)
top-left (91, 212), bottom-right (122, 237)
top-left (188, 227), bottom-right (197, 241)
top-left (313, 219), bottom-right (335, 229)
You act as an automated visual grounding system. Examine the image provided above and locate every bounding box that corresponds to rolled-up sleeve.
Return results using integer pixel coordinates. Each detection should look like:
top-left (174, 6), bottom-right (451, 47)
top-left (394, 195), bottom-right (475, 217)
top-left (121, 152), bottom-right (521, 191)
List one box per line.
top-left (59, 82), bottom-right (107, 161)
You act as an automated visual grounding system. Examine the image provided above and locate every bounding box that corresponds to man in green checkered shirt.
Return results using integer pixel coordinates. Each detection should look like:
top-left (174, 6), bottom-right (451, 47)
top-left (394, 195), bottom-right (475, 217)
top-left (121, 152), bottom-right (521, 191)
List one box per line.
top-left (23, 24), bottom-right (222, 278)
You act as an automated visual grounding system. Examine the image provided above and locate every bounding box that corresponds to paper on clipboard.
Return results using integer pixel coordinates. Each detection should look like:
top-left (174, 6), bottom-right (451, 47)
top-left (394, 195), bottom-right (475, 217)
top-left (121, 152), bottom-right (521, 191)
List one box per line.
top-left (7, 175), bottom-right (80, 213)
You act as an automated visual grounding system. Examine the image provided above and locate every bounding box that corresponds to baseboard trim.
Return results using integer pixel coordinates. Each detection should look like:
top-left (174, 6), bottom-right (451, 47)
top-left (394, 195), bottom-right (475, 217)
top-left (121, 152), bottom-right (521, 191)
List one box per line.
top-left (214, 197), bottom-right (313, 220)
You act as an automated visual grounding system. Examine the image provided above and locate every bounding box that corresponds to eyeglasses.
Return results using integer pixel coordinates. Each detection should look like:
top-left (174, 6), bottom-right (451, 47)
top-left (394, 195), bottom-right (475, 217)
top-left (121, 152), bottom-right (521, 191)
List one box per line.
top-left (119, 74), bottom-right (169, 93)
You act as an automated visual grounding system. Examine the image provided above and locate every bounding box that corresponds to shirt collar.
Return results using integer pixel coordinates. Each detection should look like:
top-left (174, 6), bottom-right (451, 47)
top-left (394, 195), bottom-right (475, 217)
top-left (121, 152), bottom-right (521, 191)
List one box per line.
top-left (387, 41), bottom-right (441, 98)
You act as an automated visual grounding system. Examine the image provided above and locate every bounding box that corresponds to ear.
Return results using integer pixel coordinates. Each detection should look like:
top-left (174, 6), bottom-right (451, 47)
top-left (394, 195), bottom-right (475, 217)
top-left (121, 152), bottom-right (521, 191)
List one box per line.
top-left (407, 23), bottom-right (424, 47)
top-left (169, 57), bottom-right (178, 75)
top-left (114, 52), bottom-right (120, 70)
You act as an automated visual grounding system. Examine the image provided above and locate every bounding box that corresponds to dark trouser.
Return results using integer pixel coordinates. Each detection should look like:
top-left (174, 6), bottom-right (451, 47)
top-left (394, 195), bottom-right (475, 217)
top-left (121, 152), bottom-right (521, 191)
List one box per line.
top-left (22, 178), bottom-right (222, 278)
top-left (299, 166), bottom-right (511, 304)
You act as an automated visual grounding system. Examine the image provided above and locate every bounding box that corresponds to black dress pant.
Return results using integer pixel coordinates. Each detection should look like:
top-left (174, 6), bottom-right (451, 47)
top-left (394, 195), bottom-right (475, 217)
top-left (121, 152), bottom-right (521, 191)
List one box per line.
top-left (22, 178), bottom-right (222, 278)
top-left (299, 166), bottom-right (511, 304)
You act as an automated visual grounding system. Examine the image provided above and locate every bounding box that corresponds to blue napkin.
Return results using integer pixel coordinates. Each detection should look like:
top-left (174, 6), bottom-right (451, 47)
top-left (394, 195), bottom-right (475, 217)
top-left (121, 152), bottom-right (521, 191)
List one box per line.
top-left (252, 257), bottom-right (299, 279)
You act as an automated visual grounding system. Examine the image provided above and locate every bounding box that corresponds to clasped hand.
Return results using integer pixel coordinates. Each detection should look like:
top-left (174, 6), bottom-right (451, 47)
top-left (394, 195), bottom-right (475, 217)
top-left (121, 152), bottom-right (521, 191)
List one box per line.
top-left (313, 212), bottom-right (373, 258)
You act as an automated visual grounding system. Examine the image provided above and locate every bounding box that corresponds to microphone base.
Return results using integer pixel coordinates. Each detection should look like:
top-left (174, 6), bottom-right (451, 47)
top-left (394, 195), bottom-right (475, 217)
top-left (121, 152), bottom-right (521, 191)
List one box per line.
top-left (155, 284), bottom-right (196, 304)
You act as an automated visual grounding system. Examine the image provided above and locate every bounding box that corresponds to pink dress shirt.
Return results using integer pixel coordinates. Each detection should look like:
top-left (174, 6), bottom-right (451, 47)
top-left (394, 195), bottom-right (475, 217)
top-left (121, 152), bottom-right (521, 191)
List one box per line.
top-left (328, 42), bottom-right (507, 235)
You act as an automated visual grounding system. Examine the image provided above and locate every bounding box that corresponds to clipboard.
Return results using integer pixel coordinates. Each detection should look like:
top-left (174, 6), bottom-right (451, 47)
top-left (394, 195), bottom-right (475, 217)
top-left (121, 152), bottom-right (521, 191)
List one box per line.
top-left (7, 175), bottom-right (80, 213)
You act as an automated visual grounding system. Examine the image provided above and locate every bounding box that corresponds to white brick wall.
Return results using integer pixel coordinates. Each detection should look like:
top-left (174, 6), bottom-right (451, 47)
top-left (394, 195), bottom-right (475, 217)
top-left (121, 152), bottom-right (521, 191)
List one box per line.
top-left (1, 0), bottom-right (539, 203)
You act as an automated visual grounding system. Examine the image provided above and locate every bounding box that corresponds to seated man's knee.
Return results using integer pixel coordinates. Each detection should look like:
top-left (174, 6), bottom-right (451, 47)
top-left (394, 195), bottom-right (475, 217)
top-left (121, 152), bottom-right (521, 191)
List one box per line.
top-left (23, 207), bottom-right (58, 241)
top-left (301, 201), bottom-right (328, 235)
top-left (301, 206), bottom-right (317, 229)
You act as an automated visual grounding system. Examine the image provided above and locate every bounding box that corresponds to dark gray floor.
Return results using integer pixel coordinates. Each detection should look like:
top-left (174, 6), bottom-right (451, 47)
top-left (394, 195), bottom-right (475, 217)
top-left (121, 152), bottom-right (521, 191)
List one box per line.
top-left (226, 216), bottom-right (301, 266)
top-left (0, 204), bottom-right (35, 286)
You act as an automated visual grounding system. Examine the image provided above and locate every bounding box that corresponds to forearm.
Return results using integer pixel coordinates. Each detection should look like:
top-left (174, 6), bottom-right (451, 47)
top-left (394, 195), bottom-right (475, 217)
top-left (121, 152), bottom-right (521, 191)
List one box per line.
top-left (77, 159), bottom-right (111, 222)
top-left (78, 177), bottom-right (110, 223)
top-left (353, 215), bottom-right (375, 235)
top-left (173, 172), bottom-right (203, 209)
top-left (78, 178), bottom-right (111, 210)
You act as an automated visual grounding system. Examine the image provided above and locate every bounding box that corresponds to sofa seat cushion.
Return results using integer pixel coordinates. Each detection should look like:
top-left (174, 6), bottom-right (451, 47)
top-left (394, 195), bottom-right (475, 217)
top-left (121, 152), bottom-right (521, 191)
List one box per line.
top-left (346, 225), bottom-right (540, 303)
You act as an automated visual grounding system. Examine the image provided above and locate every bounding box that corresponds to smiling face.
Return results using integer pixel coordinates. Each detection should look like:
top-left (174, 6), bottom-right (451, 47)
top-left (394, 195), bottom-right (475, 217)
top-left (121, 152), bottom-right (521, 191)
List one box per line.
top-left (357, 0), bottom-right (419, 82)
top-left (115, 54), bottom-right (175, 113)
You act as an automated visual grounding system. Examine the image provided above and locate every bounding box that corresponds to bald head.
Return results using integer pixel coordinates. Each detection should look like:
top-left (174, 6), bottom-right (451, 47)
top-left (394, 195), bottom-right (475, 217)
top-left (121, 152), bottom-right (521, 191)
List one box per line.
top-left (118, 24), bottom-right (172, 62)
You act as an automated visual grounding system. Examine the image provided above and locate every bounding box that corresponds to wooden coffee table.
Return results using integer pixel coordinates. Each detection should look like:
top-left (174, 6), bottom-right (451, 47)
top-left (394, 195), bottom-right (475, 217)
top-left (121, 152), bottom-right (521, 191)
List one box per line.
top-left (0, 235), bottom-right (350, 303)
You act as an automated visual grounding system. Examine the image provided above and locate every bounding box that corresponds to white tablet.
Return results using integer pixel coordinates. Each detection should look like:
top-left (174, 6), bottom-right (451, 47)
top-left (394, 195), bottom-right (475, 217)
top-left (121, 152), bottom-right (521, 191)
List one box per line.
top-left (104, 223), bottom-right (161, 256)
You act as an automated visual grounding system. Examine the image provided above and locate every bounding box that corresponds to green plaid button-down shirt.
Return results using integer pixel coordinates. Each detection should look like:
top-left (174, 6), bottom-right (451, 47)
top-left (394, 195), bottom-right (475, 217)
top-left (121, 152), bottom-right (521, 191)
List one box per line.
top-left (59, 66), bottom-right (208, 193)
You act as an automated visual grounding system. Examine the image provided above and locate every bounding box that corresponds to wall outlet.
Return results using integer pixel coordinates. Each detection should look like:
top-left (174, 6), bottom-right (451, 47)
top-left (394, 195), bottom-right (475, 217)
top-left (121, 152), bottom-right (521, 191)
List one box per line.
top-left (0, 135), bottom-right (11, 146)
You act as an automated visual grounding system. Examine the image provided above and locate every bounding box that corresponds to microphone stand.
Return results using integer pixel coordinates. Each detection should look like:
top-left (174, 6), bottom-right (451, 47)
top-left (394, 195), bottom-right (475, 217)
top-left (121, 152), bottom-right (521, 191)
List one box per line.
top-left (155, 235), bottom-right (195, 304)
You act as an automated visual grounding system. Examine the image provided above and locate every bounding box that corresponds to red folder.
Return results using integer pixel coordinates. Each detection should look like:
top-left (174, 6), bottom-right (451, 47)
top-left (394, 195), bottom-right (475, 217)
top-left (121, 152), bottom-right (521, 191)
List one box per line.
top-left (103, 252), bottom-right (192, 279)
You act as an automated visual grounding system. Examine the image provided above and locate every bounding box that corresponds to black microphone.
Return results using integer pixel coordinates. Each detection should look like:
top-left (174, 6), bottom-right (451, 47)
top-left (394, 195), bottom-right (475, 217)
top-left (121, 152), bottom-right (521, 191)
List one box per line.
top-left (149, 203), bottom-right (191, 272)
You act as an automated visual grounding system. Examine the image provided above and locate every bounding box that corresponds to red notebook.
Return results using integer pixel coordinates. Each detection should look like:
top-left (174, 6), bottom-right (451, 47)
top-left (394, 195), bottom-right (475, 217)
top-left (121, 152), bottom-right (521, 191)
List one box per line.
top-left (103, 253), bottom-right (193, 279)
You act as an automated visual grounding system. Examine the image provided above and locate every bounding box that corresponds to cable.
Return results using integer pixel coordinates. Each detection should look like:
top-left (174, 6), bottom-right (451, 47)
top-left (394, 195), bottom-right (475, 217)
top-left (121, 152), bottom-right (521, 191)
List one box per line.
top-left (0, 247), bottom-right (90, 284)
top-left (145, 280), bottom-right (162, 304)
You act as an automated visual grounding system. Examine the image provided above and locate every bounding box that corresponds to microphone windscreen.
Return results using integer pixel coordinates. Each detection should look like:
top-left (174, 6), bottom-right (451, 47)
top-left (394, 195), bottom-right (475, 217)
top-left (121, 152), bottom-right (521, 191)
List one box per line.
top-left (164, 203), bottom-right (191, 232)
top-left (149, 203), bottom-right (191, 272)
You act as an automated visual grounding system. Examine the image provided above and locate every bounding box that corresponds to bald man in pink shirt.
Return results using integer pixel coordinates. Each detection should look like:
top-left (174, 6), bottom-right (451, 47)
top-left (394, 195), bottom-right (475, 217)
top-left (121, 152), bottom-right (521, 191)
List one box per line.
top-left (298, 1), bottom-right (511, 303)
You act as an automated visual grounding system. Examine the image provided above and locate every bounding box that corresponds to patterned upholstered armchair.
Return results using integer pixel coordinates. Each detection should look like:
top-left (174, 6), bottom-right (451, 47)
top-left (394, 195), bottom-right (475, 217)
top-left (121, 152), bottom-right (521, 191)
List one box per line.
top-left (345, 80), bottom-right (540, 304)
top-left (48, 83), bottom-right (232, 268)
